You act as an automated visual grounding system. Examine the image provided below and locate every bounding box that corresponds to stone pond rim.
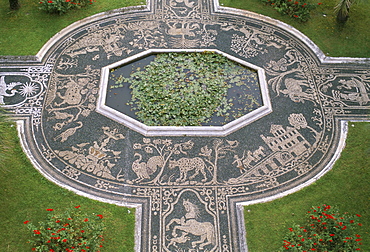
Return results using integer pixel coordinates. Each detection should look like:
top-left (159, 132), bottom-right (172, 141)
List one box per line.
top-left (97, 49), bottom-right (272, 137)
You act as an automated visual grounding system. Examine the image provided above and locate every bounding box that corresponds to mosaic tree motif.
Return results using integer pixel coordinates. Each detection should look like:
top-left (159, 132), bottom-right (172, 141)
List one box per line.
top-left (130, 138), bottom-right (194, 185)
top-left (199, 139), bottom-right (239, 184)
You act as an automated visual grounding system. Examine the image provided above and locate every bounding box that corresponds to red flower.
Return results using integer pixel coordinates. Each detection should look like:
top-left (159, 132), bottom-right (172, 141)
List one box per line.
top-left (356, 239), bottom-right (362, 241)
top-left (342, 226), bottom-right (347, 230)
top-left (47, 0), bottom-right (53, 2)
top-left (32, 248), bottom-right (36, 251)
top-left (81, 230), bottom-right (85, 233)
top-left (294, 1), bottom-right (298, 4)
top-left (318, 2), bottom-right (322, 4)
top-left (49, 250), bottom-right (55, 252)
top-left (33, 230), bottom-right (41, 235)
top-left (56, 220), bottom-right (61, 223)
top-left (64, 223), bottom-right (69, 227)
top-left (23, 220), bottom-right (30, 224)
top-left (294, 15), bottom-right (299, 18)
top-left (46, 208), bottom-right (54, 211)
top-left (97, 214), bottom-right (103, 219)
top-left (356, 234), bottom-right (361, 237)
top-left (75, 205), bottom-right (81, 208)
top-left (356, 214), bottom-right (362, 217)
top-left (62, 239), bottom-right (67, 242)
top-left (358, 223), bottom-right (363, 226)
top-left (330, 234), bottom-right (335, 236)
top-left (84, 218), bottom-right (89, 222)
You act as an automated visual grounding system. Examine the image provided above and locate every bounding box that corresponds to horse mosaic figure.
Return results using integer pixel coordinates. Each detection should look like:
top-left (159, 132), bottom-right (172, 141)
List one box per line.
top-left (165, 199), bottom-right (215, 250)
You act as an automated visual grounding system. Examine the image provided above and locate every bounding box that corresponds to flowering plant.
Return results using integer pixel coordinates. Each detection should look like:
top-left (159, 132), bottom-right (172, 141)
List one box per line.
top-left (261, 0), bottom-right (322, 22)
top-left (282, 204), bottom-right (363, 251)
top-left (23, 205), bottom-right (104, 252)
top-left (39, 0), bottom-right (95, 15)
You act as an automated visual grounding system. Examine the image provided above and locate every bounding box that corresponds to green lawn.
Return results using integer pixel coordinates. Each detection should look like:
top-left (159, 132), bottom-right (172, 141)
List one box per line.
top-left (220, 0), bottom-right (370, 58)
top-left (0, 0), bottom-right (143, 55)
top-left (244, 122), bottom-right (370, 251)
top-left (0, 115), bottom-right (136, 251)
top-left (0, 0), bottom-right (369, 251)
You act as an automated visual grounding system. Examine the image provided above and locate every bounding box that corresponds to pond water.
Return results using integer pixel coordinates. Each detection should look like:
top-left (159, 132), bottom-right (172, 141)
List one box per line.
top-left (105, 53), bottom-right (263, 126)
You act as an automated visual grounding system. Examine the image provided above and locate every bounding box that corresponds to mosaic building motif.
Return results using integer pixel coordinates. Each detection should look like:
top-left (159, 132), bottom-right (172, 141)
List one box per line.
top-left (1, 0), bottom-right (369, 251)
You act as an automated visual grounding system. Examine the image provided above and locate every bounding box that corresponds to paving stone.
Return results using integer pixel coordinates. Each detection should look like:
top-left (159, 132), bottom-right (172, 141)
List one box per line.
top-left (1, 0), bottom-right (369, 251)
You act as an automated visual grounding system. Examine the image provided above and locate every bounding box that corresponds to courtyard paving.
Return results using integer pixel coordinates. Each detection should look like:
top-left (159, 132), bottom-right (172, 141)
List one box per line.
top-left (0, 0), bottom-right (369, 251)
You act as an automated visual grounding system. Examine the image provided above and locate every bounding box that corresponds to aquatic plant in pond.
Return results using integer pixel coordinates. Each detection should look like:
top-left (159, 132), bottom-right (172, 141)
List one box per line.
top-left (108, 52), bottom-right (262, 126)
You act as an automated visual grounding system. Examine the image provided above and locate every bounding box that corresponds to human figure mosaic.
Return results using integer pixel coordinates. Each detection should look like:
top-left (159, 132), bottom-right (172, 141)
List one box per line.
top-left (1, 0), bottom-right (369, 251)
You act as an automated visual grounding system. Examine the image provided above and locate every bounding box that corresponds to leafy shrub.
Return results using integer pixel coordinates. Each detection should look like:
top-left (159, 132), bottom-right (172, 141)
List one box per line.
top-left (38, 0), bottom-right (95, 15)
top-left (282, 204), bottom-right (363, 251)
top-left (23, 205), bottom-right (104, 251)
top-left (261, 0), bottom-right (322, 22)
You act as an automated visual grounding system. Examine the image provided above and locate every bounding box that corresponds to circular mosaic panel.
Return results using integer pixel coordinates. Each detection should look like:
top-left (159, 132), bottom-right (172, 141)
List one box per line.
top-left (1, 0), bottom-right (369, 251)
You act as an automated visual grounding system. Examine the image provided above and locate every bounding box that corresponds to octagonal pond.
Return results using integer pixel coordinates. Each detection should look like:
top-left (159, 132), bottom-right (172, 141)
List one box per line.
top-left (105, 51), bottom-right (263, 127)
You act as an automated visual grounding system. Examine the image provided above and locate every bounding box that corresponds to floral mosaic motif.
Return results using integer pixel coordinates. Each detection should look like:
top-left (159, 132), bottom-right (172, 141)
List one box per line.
top-left (55, 127), bottom-right (125, 180)
top-left (228, 26), bottom-right (287, 59)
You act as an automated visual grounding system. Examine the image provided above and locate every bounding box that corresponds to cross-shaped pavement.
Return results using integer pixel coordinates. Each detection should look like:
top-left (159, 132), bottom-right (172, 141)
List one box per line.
top-left (1, 0), bottom-right (369, 251)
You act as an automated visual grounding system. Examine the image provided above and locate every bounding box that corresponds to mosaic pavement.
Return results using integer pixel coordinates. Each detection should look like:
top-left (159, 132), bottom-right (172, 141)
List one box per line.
top-left (1, 0), bottom-right (369, 251)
